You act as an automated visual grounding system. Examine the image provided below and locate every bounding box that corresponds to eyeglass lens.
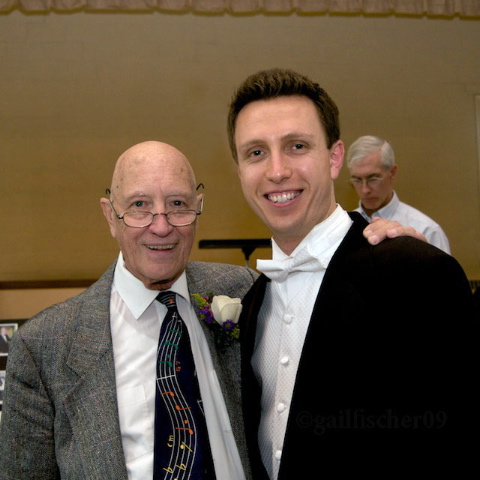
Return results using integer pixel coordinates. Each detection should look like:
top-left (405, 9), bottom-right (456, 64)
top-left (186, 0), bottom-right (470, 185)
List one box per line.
top-left (123, 211), bottom-right (197, 227)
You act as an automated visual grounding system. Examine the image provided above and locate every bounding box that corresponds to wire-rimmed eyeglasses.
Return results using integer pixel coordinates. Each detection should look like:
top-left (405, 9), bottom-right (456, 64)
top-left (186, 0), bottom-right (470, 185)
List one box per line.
top-left (105, 184), bottom-right (204, 228)
top-left (348, 175), bottom-right (384, 188)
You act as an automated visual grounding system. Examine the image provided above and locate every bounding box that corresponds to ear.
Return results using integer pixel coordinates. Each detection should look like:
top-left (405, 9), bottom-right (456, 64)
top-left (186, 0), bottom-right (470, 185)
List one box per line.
top-left (390, 164), bottom-right (398, 181)
top-left (196, 192), bottom-right (204, 212)
top-left (100, 198), bottom-right (117, 238)
top-left (329, 140), bottom-right (345, 180)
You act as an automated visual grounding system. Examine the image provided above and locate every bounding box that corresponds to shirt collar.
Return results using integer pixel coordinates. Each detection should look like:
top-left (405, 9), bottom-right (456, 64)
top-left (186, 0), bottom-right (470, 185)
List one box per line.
top-left (359, 191), bottom-right (399, 220)
top-left (113, 252), bottom-right (190, 319)
top-left (270, 205), bottom-right (352, 264)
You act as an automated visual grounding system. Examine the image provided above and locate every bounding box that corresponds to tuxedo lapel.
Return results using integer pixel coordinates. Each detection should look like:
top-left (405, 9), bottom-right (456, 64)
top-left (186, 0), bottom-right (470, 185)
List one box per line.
top-left (239, 275), bottom-right (270, 480)
top-left (308, 213), bottom-right (371, 330)
top-left (63, 266), bottom-right (128, 480)
top-left (240, 274), bottom-right (269, 368)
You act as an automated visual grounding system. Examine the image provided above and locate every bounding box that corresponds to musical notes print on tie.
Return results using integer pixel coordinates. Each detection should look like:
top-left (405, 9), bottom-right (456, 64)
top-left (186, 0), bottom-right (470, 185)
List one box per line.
top-left (154, 291), bottom-right (214, 480)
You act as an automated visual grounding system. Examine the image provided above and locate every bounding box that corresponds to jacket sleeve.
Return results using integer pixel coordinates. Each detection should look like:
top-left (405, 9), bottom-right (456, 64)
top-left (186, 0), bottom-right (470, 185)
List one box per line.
top-left (0, 325), bottom-right (60, 480)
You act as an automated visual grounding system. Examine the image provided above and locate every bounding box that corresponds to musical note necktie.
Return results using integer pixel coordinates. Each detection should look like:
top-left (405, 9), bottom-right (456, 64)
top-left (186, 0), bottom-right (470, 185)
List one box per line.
top-left (153, 291), bottom-right (215, 479)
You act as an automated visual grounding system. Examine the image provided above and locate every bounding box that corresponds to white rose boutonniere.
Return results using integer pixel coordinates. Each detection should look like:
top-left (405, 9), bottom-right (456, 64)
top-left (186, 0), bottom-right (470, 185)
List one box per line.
top-left (211, 295), bottom-right (242, 327)
top-left (191, 293), bottom-right (243, 351)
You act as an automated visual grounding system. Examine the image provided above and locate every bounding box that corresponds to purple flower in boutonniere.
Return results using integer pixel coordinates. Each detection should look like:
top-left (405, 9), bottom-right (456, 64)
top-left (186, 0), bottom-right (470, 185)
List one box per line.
top-left (191, 293), bottom-right (242, 351)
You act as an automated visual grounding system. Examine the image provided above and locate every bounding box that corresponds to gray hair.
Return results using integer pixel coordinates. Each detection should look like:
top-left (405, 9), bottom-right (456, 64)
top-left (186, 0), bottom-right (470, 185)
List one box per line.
top-left (347, 135), bottom-right (395, 170)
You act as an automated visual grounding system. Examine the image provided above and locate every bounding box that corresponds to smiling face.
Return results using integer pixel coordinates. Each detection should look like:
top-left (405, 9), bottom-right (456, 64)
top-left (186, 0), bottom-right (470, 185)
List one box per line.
top-left (235, 95), bottom-right (344, 255)
top-left (100, 141), bottom-right (201, 290)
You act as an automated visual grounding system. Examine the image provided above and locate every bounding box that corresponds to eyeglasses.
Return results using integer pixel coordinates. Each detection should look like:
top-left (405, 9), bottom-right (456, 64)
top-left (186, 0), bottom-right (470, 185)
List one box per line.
top-left (348, 176), bottom-right (384, 188)
top-left (105, 184), bottom-right (204, 228)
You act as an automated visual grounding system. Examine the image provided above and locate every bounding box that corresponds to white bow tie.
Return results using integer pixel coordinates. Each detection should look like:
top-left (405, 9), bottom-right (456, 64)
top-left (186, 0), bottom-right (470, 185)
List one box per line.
top-left (257, 249), bottom-right (326, 282)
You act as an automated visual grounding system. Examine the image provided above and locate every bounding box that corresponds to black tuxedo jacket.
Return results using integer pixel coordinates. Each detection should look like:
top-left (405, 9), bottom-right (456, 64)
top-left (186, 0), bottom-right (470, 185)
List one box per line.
top-left (240, 213), bottom-right (476, 478)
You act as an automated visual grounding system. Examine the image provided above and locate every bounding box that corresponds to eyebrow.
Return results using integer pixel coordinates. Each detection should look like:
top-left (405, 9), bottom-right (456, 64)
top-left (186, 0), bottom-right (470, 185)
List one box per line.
top-left (238, 132), bottom-right (317, 150)
top-left (350, 173), bottom-right (383, 179)
top-left (121, 192), bottom-right (150, 203)
top-left (123, 190), bottom-right (192, 200)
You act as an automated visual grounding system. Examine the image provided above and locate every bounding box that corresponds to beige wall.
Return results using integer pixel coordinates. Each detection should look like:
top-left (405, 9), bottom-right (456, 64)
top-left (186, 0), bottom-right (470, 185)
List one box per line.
top-left (0, 288), bottom-right (86, 320)
top-left (1, 10), bottom-right (479, 317)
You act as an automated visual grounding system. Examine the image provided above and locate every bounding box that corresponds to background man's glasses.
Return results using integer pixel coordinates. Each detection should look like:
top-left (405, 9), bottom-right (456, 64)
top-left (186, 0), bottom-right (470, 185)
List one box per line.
top-left (348, 176), bottom-right (384, 188)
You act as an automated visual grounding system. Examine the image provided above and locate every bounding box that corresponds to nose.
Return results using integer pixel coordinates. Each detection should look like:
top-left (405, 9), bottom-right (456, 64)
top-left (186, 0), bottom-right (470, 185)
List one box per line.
top-left (148, 213), bottom-right (174, 235)
top-left (360, 180), bottom-right (371, 194)
top-left (266, 151), bottom-right (292, 183)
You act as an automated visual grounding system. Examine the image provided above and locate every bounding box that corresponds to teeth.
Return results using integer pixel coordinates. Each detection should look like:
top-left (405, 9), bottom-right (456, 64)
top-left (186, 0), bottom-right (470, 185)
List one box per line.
top-left (147, 245), bottom-right (174, 250)
top-left (268, 192), bottom-right (299, 204)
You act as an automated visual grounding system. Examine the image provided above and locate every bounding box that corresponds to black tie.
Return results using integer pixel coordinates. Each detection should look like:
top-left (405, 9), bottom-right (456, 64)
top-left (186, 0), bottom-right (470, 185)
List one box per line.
top-left (153, 291), bottom-right (215, 479)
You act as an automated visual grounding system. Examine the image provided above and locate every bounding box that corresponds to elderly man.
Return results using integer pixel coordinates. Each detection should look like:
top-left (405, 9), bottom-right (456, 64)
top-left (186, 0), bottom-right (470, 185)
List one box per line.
top-left (0, 141), bottom-right (257, 480)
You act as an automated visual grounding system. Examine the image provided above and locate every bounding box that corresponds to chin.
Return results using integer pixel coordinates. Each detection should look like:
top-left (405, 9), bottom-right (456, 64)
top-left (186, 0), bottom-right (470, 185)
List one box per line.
top-left (144, 278), bottom-right (176, 291)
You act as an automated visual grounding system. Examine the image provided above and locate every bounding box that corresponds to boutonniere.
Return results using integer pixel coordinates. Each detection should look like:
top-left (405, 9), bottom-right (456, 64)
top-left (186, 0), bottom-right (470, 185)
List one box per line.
top-left (191, 294), bottom-right (242, 351)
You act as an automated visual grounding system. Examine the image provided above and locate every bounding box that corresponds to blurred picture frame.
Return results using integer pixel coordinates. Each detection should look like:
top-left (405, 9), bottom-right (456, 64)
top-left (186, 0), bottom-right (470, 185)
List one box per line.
top-left (0, 319), bottom-right (27, 409)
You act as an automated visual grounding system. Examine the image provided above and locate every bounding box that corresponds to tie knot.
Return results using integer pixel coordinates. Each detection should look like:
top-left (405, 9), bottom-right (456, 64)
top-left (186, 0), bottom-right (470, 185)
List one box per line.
top-left (156, 291), bottom-right (177, 309)
top-left (257, 249), bottom-right (325, 282)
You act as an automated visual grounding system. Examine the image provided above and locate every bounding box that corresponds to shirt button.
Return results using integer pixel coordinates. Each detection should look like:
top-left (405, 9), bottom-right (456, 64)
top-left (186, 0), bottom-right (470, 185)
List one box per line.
top-left (275, 450), bottom-right (282, 461)
top-left (280, 356), bottom-right (290, 366)
top-left (277, 403), bottom-right (286, 413)
top-left (283, 314), bottom-right (293, 324)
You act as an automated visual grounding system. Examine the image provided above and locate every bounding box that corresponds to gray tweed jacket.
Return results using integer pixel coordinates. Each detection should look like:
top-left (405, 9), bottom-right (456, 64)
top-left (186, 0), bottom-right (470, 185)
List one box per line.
top-left (0, 260), bottom-right (257, 480)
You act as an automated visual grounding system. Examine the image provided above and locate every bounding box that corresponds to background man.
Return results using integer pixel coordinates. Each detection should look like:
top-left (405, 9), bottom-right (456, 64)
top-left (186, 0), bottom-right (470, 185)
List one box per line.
top-left (227, 68), bottom-right (475, 479)
top-left (347, 134), bottom-right (450, 253)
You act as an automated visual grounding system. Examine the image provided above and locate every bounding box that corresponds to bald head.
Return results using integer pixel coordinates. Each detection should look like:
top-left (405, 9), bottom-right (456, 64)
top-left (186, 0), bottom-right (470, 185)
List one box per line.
top-left (101, 140), bottom-right (202, 290)
top-left (109, 141), bottom-right (196, 201)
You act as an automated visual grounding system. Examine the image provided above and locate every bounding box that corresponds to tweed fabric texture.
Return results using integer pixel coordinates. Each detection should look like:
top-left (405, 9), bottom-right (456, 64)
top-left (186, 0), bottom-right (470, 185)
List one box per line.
top-left (0, 261), bottom-right (258, 480)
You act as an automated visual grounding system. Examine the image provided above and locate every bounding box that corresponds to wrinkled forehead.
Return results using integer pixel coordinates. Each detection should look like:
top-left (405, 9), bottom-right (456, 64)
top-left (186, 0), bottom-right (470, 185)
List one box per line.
top-left (112, 151), bottom-right (196, 200)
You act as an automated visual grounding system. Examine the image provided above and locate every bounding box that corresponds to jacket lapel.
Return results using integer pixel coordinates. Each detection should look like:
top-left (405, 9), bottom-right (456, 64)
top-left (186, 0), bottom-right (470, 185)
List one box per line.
top-left (239, 275), bottom-right (270, 480)
top-left (63, 264), bottom-right (128, 480)
top-left (186, 263), bottom-right (252, 479)
top-left (309, 212), bottom-right (371, 329)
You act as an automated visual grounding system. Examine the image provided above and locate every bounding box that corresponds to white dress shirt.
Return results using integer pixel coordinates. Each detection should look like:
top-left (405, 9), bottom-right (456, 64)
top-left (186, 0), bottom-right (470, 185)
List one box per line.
top-left (253, 206), bottom-right (352, 480)
top-left (356, 191), bottom-right (450, 254)
top-left (110, 253), bottom-right (245, 480)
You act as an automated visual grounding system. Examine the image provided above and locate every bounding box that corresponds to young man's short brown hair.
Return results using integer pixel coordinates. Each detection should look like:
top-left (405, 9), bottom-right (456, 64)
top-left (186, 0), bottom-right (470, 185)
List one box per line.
top-left (227, 68), bottom-right (340, 162)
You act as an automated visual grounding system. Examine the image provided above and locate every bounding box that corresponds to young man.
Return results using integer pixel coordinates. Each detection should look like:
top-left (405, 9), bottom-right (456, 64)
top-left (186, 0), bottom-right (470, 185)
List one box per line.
top-left (228, 68), bottom-right (475, 479)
